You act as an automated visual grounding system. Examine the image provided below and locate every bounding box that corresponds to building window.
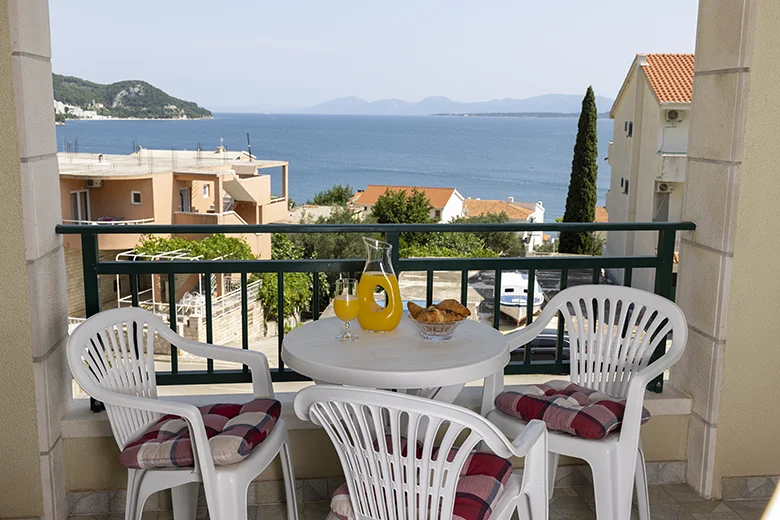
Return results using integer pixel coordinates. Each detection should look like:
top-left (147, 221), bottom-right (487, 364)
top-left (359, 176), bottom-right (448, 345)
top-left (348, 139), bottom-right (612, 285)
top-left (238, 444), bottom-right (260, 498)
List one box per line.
top-left (623, 179), bottom-right (630, 194)
top-left (435, 209), bottom-right (442, 219)
top-left (620, 177), bottom-right (624, 188)
top-left (627, 121), bottom-right (633, 137)
top-left (203, 185), bottom-right (210, 198)
top-left (624, 121), bottom-right (628, 132)
top-left (69, 190), bottom-right (90, 222)
top-left (130, 191), bottom-right (142, 205)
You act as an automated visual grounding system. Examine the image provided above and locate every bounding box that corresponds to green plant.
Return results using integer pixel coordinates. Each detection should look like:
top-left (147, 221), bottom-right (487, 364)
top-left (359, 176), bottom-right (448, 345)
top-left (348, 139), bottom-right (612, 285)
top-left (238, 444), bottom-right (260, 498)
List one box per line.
top-left (453, 212), bottom-right (526, 257)
top-left (307, 184), bottom-right (355, 206)
top-left (134, 234), bottom-right (254, 260)
top-left (559, 86), bottom-right (599, 254)
top-left (258, 234), bottom-right (326, 321)
top-left (401, 244), bottom-right (498, 258)
top-left (371, 188), bottom-right (433, 225)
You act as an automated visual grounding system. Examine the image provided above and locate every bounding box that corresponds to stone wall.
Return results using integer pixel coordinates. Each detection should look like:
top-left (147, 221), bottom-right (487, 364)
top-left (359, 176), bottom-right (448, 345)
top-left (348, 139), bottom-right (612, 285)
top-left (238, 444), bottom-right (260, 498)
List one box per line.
top-left (65, 248), bottom-right (140, 317)
top-left (179, 299), bottom-right (265, 346)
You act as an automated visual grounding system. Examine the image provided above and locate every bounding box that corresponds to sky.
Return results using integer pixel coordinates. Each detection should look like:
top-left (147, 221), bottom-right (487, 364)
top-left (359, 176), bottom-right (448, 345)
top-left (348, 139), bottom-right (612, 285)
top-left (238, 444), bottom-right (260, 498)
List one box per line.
top-left (49, 1), bottom-right (699, 112)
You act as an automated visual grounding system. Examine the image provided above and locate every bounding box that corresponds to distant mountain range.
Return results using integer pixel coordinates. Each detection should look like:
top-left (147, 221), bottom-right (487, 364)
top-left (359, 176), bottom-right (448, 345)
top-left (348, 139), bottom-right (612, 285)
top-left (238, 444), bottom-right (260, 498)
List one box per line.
top-left (299, 94), bottom-right (615, 116)
top-left (53, 74), bottom-right (212, 119)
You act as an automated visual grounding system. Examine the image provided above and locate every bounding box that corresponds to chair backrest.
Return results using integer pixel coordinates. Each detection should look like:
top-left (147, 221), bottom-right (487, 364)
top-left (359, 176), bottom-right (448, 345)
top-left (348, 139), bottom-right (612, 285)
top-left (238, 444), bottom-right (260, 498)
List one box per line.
top-left (294, 386), bottom-right (518, 520)
top-left (67, 307), bottom-right (168, 448)
top-left (545, 284), bottom-right (686, 398)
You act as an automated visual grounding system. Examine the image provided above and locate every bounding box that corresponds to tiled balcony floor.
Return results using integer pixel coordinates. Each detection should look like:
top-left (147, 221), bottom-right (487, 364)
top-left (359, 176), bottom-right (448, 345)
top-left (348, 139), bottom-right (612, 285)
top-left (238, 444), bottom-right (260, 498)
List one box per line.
top-left (67, 484), bottom-right (770, 520)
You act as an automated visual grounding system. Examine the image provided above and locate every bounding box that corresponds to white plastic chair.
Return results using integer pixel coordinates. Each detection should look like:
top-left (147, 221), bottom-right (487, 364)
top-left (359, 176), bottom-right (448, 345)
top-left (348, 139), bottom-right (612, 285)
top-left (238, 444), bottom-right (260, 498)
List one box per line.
top-left (67, 307), bottom-right (298, 520)
top-left (294, 385), bottom-right (549, 520)
top-left (481, 285), bottom-right (687, 520)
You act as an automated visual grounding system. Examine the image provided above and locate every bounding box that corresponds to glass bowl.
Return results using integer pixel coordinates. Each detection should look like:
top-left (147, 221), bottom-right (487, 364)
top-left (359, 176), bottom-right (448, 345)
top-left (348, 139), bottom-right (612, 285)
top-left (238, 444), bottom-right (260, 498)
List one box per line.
top-left (407, 313), bottom-right (466, 341)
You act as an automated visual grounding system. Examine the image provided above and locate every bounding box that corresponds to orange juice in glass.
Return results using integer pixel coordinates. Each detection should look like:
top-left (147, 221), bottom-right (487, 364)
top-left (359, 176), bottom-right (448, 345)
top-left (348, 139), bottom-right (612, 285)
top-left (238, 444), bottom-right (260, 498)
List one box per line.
top-left (334, 278), bottom-right (359, 342)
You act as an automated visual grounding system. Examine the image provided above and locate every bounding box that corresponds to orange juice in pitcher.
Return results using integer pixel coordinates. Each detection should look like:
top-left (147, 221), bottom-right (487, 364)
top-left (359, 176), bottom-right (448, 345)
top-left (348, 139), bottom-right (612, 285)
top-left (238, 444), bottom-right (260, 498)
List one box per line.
top-left (357, 238), bottom-right (403, 332)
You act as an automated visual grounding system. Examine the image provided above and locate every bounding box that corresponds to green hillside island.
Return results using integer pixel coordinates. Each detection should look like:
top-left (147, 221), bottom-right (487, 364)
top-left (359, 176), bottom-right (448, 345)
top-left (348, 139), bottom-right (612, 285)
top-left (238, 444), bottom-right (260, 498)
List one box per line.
top-left (52, 74), bottom-right (212, 119)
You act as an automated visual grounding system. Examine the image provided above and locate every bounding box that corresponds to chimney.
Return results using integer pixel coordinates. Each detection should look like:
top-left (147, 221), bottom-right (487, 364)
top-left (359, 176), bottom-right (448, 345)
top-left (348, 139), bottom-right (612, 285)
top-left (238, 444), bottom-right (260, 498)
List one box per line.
top-left (507, 196), bottom-right (514, 203)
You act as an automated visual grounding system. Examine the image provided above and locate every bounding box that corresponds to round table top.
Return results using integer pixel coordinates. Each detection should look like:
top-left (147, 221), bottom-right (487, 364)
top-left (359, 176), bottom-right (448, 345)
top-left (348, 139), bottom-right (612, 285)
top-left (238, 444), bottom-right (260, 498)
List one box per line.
top-left (281, 316), bottom-right (510, 389)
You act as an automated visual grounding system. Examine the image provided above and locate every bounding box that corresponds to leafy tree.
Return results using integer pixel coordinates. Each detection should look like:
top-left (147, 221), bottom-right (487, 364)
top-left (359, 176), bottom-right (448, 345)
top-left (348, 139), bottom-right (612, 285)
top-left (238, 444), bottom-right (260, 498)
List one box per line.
top-left (453, 212), bottom-right (525, 257)
top-left (258, 234), bottom-right (324, 321)
top-left (294, 206), bottom-right (369, 260)
top-left (371, 188), bottom-right (433, 245)
top-left (135, 234), bottom-right (254, 260)
top-left (371, 188), bottom-right (433, 224)
top-left (307, 184), bottom-right (355, 206)
top-left (559, 86), bottom-right (599, 254)
top-left (401, 244), bottom-right (498, 258)
top-left (288, 198), bottom-right (297, 210)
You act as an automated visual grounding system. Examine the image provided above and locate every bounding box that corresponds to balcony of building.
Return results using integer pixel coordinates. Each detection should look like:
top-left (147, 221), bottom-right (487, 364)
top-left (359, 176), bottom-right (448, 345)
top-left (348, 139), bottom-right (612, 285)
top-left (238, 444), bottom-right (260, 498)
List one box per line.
top-left (659, 153), bottom-right (688, 184)
top-left (3, 1), bottom-right (780, 520)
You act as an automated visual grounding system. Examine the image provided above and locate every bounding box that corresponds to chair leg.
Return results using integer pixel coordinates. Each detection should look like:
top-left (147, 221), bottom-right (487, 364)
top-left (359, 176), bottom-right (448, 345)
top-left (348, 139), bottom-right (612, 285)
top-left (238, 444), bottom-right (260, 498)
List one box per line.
top-left (280, 440), bottom-right (300, 520)
top-left (547, 452), bottom-right (559, 496)
top-left (590, 457), bottom-right (617, 520)
top-left (210, 481), bottom-right (249, 520)
top-left (171, 481), bottom-right (199, 520)
top-left (635, 448), bottom-right (650, 520)
top-left (125, 469), bottom-right (143, 520)
top-left (516, 495), bottom-right (531, 520)
top-left (526, 489), bottom-right (548, 520)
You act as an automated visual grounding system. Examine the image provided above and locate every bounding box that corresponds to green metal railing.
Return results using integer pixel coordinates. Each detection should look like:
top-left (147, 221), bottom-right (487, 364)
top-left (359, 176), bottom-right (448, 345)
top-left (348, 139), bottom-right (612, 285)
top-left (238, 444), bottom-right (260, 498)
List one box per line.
top-left (57, 221), bottom-right (695, 394)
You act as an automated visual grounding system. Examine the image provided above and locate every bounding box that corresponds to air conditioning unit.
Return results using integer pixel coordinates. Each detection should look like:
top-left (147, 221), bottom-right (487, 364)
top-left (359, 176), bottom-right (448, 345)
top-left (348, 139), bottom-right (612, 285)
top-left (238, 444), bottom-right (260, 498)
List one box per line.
top-left (665, 109), bottom-right (684, 123)
top-left (656, 182), bottom-right (674, 193)
top-left (85, 179), bottom-right (103, 189)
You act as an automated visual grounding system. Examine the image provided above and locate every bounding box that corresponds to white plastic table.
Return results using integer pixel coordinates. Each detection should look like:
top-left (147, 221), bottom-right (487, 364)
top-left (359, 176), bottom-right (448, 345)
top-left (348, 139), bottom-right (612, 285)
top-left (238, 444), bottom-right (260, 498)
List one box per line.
top-left (281, 316), bottom-right (510, 402)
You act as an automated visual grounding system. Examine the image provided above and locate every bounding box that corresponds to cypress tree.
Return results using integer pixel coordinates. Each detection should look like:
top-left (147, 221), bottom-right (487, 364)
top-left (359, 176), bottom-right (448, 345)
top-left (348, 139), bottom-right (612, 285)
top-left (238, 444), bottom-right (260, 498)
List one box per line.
top-left (559, 86), bottom-right (599, 254)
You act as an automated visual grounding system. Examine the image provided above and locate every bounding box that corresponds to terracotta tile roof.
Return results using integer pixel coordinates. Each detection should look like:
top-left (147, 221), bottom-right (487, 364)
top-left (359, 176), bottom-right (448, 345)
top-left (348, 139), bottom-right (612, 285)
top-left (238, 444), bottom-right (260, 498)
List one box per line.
top-left (642, 54), bottom-right (694, 104)
top-left (351, 185), bottom-right (458, 209)
top-left (463, 199), bottom-right (535, 220)
top-left (595, 206), bottom-right (609, 223)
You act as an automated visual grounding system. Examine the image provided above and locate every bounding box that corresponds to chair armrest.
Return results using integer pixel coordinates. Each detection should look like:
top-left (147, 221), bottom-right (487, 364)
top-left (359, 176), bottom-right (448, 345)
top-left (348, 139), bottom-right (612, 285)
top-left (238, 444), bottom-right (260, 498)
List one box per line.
top-left (505, 317), bottom-right (552, 352)
top-left (509, 419), bottom-right (547, 458)
top-left (90, 389), bottom-right (219, 483)
top-left (156, 328), bottom-right (273, 398)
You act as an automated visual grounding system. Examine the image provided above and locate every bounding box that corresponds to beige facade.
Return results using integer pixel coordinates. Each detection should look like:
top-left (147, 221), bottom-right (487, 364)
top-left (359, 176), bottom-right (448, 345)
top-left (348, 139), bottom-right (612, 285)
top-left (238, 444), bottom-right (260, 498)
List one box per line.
top-left (605, 55), bottom-right (692, 292)
top-left (4, 1), bottom-right (780, 518)
top-left (672, 0), bottom-right (780, 499)
top-left (1, 1), bottom-right (69, 518)
top-left (59, 153), bottom-right (289, 256)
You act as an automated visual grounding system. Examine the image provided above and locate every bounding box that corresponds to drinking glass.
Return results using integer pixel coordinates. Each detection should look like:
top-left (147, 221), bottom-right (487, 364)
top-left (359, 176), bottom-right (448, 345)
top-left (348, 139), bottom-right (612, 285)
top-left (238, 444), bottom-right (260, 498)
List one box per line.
top-left (334, 278), bottom-right (360, 342)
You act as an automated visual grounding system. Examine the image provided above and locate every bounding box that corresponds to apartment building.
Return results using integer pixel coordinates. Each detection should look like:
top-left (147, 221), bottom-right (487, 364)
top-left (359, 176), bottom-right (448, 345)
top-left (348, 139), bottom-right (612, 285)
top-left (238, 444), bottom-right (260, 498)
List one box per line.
top-left (60, 148), bottom-right (290, 316)
top-left (463, 197), bottom-right (546, 250)
top-left (605, 54), bottom-right (694, 291)
top-left (350, 184), bottom-right (465, 222)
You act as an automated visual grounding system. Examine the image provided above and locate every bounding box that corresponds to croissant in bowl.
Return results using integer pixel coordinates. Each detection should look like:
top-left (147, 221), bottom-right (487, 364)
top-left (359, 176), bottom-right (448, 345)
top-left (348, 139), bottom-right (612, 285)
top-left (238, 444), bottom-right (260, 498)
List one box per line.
top-left (407, 300), bottom-right (470, 323)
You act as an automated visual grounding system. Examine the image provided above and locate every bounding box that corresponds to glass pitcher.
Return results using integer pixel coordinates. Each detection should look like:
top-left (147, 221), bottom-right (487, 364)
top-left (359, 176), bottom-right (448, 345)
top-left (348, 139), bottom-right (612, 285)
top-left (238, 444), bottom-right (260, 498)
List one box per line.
top-left (357, 237), bottom-right (403, 332)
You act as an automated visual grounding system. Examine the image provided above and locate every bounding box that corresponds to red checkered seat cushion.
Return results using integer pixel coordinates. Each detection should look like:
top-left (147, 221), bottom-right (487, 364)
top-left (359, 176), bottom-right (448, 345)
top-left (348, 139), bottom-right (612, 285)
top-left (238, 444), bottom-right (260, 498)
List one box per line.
top-left (119, 399), bottom-right (281, 469)
top-left (330, 449), bottom-right (512, 520)
top-left (495, 380), bottom-right (650, 440)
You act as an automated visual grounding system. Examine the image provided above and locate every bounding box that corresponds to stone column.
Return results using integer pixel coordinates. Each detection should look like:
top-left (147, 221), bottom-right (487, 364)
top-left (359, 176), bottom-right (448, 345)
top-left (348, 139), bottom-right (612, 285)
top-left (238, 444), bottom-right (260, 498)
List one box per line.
top-left (0, 1), bottom-right (70, 518)
top-left (674, 0), bottom-right (780, 500)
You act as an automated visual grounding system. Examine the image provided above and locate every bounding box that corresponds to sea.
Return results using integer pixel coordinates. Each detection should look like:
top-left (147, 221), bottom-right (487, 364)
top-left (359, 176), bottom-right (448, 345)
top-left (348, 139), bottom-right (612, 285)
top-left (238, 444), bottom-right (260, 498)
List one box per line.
top-left (56, 113), bottom-right (613, 222)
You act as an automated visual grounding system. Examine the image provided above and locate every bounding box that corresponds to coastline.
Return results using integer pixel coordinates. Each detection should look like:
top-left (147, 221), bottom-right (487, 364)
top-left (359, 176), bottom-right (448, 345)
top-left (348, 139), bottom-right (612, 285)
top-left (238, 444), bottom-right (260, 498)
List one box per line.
top-left (63, 116), bottom-right (213, 122)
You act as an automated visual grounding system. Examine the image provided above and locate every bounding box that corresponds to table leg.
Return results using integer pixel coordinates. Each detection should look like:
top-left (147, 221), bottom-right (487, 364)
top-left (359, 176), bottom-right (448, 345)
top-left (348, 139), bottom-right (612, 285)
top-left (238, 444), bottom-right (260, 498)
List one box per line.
top-left (402, 385), bottom-right (465, 402)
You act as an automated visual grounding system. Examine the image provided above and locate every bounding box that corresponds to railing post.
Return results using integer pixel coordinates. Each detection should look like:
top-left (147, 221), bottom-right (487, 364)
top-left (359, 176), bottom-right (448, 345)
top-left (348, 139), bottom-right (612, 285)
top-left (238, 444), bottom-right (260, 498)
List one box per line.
top-left (81, 233), bottom-right (101, 317)
top-left (649, 228), bottom-right (678, 393)
top-left (385, 231), bottom-right (400, 273)
top-left (654, 229), bottom-right (677, 299)
top-left (81, 233), bottom-right (104, 412)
